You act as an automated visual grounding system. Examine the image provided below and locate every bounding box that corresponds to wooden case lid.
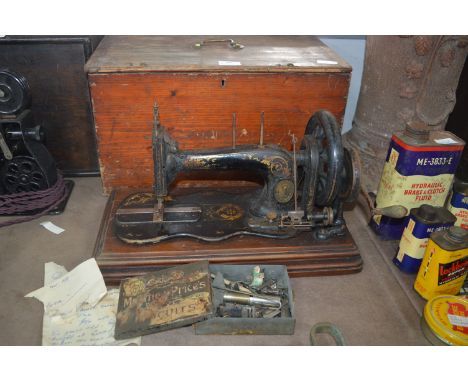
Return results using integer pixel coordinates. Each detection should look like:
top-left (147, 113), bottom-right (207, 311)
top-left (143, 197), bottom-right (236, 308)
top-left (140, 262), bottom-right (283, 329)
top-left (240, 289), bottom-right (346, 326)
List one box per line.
top-left (85, 35), bottom-right (351, 74)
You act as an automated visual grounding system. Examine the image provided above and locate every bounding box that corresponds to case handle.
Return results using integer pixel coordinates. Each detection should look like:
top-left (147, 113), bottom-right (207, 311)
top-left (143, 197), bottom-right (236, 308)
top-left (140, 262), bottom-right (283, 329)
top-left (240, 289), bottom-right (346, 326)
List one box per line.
top-left (194, 39), bottom-right (244, 49)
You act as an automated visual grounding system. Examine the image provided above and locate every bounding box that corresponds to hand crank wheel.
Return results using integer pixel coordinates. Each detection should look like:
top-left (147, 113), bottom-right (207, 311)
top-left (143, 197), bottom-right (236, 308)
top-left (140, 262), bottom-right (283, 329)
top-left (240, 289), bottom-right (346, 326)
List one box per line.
top-left (339, 147), bottom-right (361, 203)
top-left (303, 110), bottom-right (343, 206)
top-left (0, 69), bottom-right (31, 115)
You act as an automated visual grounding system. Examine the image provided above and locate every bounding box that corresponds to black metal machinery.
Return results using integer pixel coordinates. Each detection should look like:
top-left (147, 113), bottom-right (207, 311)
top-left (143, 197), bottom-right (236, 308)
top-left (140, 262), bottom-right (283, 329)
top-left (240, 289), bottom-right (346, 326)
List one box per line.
top-left (0, 68), bottom-right (58, 195)
top-left (114, 104), bottom-right (361, 244)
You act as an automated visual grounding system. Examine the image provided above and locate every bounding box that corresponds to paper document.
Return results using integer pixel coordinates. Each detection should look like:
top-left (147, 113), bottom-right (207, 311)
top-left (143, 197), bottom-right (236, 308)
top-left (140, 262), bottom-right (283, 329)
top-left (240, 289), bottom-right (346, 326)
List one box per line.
top-left (26, 259), bottom-right (140, 346)
top-left (40, 221), bottom-right (65, 235)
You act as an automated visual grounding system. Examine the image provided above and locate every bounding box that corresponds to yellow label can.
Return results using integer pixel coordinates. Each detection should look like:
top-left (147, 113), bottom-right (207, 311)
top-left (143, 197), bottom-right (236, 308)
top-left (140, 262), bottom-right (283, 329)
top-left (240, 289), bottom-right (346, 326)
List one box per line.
top-left (421, 295), bottom-right (468, 346)
top-left (414, 227), bottom-right (468, 300)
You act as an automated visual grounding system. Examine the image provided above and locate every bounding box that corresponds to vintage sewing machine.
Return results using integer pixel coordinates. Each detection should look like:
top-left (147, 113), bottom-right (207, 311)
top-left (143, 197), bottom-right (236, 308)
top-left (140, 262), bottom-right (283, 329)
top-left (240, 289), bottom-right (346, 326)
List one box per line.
top-left (113, 105), bottom-right (361, 245)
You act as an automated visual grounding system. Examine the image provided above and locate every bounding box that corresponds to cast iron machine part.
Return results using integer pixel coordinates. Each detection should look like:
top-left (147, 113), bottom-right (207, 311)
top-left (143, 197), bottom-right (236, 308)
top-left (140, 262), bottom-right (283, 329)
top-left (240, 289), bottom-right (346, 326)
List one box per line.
top-left (114, 104), bottom-right (361, 243)
top-left (0, 69), bottom-right (57, 194)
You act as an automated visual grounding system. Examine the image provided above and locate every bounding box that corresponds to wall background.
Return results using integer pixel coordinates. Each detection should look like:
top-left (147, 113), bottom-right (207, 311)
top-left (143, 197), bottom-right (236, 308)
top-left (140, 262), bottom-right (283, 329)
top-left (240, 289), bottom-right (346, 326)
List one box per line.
top-left (319, 36), bottom-right (366, 133)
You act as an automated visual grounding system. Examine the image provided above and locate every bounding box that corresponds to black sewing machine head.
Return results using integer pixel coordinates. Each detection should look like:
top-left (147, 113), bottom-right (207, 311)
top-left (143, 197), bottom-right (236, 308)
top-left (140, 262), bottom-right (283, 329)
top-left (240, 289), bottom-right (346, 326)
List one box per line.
top-left (114, 105), bottom-right (361, 244)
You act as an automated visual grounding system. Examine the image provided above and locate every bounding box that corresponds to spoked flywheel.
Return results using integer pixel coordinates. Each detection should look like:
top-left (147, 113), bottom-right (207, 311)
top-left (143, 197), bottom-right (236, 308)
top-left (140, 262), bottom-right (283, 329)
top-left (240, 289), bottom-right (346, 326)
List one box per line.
top-left (0, 156), bottom-right (48, 193)
top-left (339, 147), bottom-right (362, 204)
top-left (303, 110), bottom-right (343, 206)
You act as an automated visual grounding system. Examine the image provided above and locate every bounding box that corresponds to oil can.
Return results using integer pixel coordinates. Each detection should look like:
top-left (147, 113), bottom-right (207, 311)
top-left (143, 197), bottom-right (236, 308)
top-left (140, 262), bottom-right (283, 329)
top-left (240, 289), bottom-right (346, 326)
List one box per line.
top-left (371, 122), bottom-right (465, 240)
top-left (446, 178), bottom-right (468, 230)
top-left (394, 205), bottom-right (456, 273)
top-left (414, 227), bottom-right (468, 300)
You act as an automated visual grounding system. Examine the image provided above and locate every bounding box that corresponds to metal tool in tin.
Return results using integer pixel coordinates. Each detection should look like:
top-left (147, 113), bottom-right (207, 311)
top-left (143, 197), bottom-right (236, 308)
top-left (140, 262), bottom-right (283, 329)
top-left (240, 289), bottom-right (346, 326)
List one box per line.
top-left (223, 292), bottom-right (282, 308)
top-left (217, 304), bottom-right (258, 318)
top-left (114, 103), bottom-right (362, 244)
top-left (212, 272), bottom-right (288, 300)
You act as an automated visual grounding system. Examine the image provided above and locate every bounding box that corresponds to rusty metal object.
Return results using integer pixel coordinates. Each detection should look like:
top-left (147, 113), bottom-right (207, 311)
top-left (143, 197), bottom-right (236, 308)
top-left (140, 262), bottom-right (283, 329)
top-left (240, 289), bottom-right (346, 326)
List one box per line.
top-left (114, 261), bottom-right (213, 339)
top-left (345, 35), bottom-right (468, 192)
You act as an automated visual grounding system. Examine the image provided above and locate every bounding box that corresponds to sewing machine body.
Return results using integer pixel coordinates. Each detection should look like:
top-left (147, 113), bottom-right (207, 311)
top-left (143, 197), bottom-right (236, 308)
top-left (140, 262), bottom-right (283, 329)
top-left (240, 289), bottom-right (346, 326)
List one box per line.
top-left (114, 107), bottom-right (360, 244)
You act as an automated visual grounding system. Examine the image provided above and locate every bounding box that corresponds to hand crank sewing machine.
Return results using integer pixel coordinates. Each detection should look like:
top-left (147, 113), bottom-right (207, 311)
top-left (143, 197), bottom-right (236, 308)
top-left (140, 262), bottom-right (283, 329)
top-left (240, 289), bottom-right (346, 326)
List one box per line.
top-left (113, 105), bottom-right (361, 245)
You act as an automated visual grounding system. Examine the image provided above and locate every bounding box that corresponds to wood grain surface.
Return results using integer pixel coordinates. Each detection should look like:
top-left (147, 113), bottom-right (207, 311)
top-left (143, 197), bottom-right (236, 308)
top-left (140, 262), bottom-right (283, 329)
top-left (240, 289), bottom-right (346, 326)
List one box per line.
top-left (93, 189), bottom-right (362, 285)
top-left (85, 36), bottom-right (351, 74)
top-left (90, 72), bottom-right (350, 192)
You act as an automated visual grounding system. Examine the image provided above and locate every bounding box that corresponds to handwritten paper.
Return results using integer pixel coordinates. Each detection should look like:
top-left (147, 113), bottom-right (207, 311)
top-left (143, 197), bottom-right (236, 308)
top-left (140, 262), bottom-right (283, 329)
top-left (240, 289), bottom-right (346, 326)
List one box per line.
top-left (26, 259), bottom-right (140, 346)
top-left (26, 259), bottom-right (107, 317)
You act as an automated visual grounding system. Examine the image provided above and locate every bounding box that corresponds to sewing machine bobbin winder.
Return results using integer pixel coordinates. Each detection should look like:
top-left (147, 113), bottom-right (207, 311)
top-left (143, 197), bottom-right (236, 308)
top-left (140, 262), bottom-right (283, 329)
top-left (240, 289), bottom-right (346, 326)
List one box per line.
top-left (114, 104), bottom-right (361, 246)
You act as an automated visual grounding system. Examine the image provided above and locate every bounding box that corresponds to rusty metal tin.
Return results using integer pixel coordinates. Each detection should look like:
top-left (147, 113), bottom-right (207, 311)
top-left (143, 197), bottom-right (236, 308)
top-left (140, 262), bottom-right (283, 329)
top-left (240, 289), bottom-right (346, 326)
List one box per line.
top-left (371, 124), bottom-right (465, 240)
top-left (114, 261), bottom-right (213, 340)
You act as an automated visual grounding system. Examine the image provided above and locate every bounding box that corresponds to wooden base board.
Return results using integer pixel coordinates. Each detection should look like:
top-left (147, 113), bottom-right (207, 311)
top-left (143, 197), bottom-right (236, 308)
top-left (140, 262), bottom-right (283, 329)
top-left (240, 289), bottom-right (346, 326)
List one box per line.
top-left (93, 189), bottom-right (363, 285)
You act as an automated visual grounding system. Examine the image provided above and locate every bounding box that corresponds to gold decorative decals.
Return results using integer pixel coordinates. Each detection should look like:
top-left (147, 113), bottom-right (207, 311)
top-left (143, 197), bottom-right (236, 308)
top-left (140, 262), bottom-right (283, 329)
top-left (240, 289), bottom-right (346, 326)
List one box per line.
top-left (216, 204), bottom-right (243, 221)
top-left (274, 179), bottom-right (295, 203)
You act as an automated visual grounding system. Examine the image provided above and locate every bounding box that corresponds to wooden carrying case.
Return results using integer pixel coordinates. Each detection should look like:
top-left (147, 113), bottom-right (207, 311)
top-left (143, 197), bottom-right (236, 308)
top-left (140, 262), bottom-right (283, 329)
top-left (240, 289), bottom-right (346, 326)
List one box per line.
top-left (86, 36), bottom-right (362, 284)
top-left (86, 36), bottom-right (351, 192)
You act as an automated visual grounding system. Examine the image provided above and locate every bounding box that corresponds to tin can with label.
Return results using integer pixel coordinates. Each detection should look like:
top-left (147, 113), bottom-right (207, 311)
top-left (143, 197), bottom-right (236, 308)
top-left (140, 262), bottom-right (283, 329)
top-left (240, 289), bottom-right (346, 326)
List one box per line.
top-left (446, 178), bottom-right (468, 230)
top-left (394, 205), bottom-right (456, 273)
top-left (370, 122), bottom-right (465, 240)
top-left (421, 295), bottom-right (468, 346)
top-left (414, 227), bottom-right (468, 300)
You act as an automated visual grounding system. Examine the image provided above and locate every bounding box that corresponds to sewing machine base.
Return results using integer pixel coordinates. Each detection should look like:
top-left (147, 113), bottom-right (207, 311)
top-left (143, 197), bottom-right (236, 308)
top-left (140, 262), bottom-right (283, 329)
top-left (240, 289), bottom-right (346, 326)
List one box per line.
top-left (114, 189), bottom-right (345, 244)
top-left (94, 188), bottom-right (363, 285)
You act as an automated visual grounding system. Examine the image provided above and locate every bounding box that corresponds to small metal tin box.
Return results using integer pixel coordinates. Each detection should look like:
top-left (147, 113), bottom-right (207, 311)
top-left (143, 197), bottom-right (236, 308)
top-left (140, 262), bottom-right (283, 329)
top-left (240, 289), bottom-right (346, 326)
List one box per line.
top-left (195, 264), bottom-right (296, 335)
top-left (114, 261), bottom-right (295, 339)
